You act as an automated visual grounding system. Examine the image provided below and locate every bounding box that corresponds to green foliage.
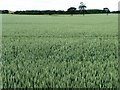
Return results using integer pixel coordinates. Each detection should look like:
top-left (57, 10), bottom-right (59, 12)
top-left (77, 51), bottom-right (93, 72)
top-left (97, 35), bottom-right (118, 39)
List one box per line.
top-left (1, 14), bottom-right (119, 88)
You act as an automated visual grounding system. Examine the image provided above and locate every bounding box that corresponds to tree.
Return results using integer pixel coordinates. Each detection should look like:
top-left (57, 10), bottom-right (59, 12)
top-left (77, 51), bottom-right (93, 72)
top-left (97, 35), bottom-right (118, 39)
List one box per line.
top-left (103, 8), bottom-right (110, 15)
top-left (1, 10), bottom-right (9, 14)
top-left (67, 7), bottom-right (76, 16)
top-left (79, 2), bottom-right (87, 16)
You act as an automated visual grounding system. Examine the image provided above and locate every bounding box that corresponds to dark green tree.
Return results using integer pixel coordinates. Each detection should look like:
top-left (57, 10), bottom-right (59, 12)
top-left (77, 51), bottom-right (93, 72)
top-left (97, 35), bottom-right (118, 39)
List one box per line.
top-left (103, 8), bottom-right (110, 15)
top-left (79, 2), bottom-right (87, 16)
top-left (67, 7), bottom-right (76, 16)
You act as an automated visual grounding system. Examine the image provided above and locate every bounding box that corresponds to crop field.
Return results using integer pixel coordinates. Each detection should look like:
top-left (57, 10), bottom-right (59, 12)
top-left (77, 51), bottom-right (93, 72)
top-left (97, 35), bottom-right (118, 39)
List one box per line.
top-left (1, 14), bottom-right (119, 88)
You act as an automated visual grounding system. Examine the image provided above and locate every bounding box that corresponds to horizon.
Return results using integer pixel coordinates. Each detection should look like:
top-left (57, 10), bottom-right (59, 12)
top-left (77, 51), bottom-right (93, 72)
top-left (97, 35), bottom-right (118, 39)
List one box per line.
top-left (0, 0), bottom-right (120, 11)
top-left (0, 8), bottom-right (119, 12)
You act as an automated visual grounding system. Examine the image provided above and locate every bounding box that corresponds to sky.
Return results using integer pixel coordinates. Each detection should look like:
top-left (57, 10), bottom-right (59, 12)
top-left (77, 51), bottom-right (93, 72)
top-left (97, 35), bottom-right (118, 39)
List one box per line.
top-left (0, 0), bottom-right (120, 11)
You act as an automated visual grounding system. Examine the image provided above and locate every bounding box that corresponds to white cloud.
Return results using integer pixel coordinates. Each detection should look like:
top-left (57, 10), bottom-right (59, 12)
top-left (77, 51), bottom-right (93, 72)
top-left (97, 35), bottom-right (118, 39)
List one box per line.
top-left (0, 0), bottom-right (119, 11)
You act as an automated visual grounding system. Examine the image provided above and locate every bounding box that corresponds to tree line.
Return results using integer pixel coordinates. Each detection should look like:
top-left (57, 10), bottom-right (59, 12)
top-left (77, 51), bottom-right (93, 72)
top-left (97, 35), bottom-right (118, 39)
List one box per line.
top-left (0, 2), bottom-right (120, 15)
top-left (1, 9), bottom-right (119, 15)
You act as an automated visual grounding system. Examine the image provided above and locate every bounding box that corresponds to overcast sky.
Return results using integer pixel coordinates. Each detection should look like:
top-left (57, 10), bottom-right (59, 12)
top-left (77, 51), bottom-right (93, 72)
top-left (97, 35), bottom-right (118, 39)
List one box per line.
top-left (0, 0), bottom-right (119, 11)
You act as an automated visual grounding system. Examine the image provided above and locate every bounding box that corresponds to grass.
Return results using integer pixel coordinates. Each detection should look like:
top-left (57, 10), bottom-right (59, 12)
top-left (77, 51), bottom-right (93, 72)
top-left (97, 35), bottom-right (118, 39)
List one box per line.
top-left (1, 14), bottom-right (119, 88)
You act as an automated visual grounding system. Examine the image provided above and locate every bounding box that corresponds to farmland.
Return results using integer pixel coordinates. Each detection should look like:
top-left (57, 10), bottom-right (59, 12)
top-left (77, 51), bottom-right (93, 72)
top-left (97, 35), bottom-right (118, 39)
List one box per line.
top-left (1, 14), bottom-right (119, 88)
